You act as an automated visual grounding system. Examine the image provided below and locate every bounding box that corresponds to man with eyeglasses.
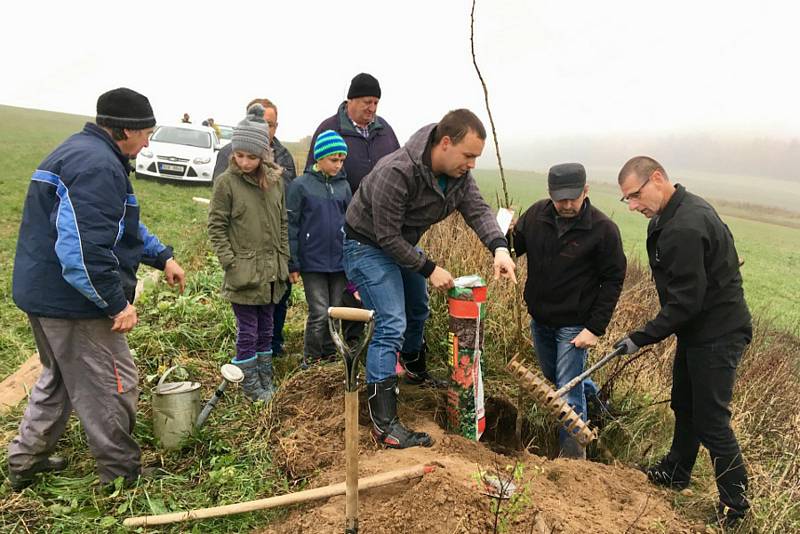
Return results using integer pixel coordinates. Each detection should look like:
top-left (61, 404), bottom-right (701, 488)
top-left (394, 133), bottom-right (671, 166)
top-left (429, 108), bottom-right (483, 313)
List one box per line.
top-left (614, 156), bottom-right (751, 529)
top-left (510, 163), bottom-right (626, 458)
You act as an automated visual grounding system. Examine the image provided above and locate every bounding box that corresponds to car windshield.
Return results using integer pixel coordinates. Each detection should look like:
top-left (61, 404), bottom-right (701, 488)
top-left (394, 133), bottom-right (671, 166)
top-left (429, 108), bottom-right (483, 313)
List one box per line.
top-left (151, 126), bottom-right (212, 149)
top-left (218, 126), bottom-right (234, 140)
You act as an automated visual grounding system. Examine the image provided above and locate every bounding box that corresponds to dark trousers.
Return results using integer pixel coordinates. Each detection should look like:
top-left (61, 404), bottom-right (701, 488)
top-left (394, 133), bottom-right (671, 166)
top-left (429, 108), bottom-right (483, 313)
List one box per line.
top-left (231, 303), bottom-right (275, 360)
top-left (668, 336), bottom-right (750, 511)
top-left (301, 271), bottom-right (347, 358)
top-left (271, 283), bottom-right (292, 354)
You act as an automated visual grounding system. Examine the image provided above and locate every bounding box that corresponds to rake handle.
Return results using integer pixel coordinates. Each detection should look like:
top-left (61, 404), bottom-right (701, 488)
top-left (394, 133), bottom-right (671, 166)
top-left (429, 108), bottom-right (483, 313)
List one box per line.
top-left (552, 346), bottom-right (626, 398)
top-left (328, 307), bottom-right (374, 323)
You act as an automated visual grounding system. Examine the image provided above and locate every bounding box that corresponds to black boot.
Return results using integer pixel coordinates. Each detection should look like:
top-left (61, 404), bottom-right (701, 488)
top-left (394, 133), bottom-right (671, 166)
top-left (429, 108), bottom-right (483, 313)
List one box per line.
top-left (400, 342), bottom-right (447, 389)
top-left (367, 377), bottom-right (434, 449)
top-left (9, 456), bottom-right (68, 491)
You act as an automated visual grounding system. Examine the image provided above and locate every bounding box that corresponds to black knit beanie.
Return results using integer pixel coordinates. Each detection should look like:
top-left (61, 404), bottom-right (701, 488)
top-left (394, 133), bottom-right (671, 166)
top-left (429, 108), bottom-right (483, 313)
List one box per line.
top-left (96, 88), bottom-right (156, 130)
top-left (347, 73), bottom-right (381, 99)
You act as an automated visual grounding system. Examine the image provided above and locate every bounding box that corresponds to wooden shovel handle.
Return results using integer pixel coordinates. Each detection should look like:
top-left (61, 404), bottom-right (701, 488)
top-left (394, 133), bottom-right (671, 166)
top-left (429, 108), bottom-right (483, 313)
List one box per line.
top-left (328, 307), bottom-right (374, 323)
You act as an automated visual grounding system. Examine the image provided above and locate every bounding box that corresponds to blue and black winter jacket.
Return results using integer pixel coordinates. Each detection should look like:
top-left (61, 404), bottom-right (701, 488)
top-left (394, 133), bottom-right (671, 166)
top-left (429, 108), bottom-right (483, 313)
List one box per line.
top-left (12, 123), bottom-right (173, 319)
top-left (286, 167), bottom-right (351, 273)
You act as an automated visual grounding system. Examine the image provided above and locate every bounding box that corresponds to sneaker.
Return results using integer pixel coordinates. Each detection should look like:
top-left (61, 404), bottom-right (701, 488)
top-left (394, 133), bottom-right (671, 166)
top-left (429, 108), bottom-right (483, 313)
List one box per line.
top-left (9, 456), bottom-right (68, 491)
top-left (645, 457), bottom-right (691, 490)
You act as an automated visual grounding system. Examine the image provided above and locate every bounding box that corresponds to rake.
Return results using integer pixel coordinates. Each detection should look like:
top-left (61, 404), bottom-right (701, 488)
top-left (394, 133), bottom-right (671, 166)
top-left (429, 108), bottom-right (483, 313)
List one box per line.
top-left (507, 346), bottom-right (625, 447)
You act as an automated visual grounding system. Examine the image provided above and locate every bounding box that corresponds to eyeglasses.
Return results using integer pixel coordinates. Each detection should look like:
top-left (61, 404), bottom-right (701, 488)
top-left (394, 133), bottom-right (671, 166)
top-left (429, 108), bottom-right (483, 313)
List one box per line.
top-left (620, 175), bottom-right (651, 203)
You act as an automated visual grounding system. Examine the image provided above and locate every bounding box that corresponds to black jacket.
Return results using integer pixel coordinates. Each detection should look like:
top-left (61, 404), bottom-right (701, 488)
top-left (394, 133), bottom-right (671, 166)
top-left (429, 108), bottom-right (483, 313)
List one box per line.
top-left (512, 198), bottom-right (626, 336)
top-left (630, 185), bottom-right (751, 347)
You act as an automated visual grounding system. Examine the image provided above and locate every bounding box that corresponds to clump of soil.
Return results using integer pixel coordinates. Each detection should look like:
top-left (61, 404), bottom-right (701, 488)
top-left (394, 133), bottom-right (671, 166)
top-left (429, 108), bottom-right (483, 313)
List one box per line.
top-left (263, 366), bottom-right (697, 533)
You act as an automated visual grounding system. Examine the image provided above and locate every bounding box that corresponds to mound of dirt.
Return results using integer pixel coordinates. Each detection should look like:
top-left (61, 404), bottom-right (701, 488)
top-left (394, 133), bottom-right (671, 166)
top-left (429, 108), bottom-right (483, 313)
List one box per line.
top-left (264, 366), bottom-right (696, 533)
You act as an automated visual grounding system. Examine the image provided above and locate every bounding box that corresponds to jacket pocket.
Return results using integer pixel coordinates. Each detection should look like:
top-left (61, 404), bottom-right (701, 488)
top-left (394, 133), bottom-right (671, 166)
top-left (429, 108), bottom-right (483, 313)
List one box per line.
top-left (225, 250), bottom-right (259, 291)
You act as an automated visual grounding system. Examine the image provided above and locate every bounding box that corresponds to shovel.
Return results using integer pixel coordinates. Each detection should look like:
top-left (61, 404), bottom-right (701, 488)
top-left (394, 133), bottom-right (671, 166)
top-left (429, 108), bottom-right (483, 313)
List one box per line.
top-left (328, 306), bottom-right (375, 534)
top-left (507, 346), bottom-right (625, 447)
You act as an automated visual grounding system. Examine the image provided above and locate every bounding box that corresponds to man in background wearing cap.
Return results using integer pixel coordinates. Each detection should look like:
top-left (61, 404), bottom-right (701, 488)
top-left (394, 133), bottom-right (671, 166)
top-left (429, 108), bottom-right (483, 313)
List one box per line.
top-left (305, 72), bottom-right (400, 193)
top-left (8, 87), bottom-right (186, 490)
top-left (615, 156), bottom-right (751, 528)
top-left (510, 163), bottom-right (626, 458)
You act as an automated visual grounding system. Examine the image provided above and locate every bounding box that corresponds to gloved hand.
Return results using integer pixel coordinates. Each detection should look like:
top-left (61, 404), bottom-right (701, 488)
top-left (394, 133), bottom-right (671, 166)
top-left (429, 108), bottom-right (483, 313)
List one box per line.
top-left (614, 336), bottom-right (640, 355)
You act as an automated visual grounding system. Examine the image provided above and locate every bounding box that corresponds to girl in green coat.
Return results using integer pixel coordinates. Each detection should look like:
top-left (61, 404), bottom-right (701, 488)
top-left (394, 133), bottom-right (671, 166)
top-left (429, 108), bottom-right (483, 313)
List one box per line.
top-left (208, 104), bottom-right (289, 403)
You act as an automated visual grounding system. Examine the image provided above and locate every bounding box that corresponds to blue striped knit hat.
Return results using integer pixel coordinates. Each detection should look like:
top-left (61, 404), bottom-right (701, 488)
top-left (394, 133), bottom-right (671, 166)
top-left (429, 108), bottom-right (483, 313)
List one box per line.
top-left (313, 130), bottom-right (348, 161)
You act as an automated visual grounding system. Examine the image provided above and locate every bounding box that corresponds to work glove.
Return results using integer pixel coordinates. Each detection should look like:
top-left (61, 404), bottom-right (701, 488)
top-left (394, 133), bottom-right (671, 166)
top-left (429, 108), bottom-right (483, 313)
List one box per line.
top-left (613, 336), bottom-right (640, 355)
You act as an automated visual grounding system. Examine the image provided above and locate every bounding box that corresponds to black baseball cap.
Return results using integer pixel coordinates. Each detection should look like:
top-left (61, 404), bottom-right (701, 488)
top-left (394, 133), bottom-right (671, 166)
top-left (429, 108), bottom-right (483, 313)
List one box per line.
top-left (548, 163), bottom-right (586, 201)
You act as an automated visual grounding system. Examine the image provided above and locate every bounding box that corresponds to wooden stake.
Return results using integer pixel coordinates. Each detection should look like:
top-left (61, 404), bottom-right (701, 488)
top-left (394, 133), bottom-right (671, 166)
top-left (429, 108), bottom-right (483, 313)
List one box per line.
top-left (123, 463), bottom-right (437, 528)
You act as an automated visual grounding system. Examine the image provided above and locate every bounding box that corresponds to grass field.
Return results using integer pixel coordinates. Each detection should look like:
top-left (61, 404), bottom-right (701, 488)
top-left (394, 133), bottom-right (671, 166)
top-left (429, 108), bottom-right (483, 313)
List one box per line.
top-left (473, 169), bottom-right (800, 334)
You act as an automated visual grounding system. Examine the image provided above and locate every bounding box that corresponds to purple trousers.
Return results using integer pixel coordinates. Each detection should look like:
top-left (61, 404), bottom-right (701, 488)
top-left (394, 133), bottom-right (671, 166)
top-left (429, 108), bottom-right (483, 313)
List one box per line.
top-left (231, 303), bottom-right (275, 360)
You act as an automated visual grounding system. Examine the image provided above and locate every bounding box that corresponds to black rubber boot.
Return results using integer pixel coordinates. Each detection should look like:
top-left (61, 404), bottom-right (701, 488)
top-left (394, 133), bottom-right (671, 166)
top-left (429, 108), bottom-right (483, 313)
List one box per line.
top-left (400, 342), bottom-right (447, 389)
top-left (367, 377), bottom-right (434, 449)
top-left (9, 456), bottom-right (68, 491)
top-left (645, 453), bottom-right (692, 490)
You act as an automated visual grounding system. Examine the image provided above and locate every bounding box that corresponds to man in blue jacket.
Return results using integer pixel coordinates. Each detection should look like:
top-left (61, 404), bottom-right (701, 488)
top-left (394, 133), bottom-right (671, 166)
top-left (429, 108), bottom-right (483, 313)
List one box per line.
top-left (7, 87), bottom-right (186, 491)
top-left (305, 72), bottom-right (400, 194)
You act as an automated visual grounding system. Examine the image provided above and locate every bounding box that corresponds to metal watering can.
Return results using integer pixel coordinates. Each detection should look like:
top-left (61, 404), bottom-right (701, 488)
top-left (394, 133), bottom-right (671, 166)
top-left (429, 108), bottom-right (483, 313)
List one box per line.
top-left (151, 364), bottom-right (244, 450)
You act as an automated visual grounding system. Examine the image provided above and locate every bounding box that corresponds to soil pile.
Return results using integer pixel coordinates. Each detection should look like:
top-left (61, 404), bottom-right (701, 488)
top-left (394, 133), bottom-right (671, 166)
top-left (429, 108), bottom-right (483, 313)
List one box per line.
top-left (263, 366), bottom-right (697, 533)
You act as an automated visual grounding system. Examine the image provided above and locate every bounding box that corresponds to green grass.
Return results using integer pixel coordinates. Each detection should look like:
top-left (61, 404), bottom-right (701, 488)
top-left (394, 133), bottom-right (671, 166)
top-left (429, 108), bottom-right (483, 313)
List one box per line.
top-left (473, 169), bottom-right (800, 334)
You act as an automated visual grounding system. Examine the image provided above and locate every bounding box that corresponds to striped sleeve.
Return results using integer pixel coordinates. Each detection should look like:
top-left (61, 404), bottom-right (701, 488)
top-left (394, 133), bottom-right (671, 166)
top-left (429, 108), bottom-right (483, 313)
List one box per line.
top-left (34, 169), bottom-right (129, 315)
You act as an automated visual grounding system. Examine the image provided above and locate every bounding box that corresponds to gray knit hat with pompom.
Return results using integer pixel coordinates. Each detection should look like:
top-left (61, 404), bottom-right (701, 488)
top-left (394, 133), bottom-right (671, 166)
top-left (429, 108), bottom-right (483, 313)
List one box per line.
top-left (231, 104), bottom-right (271, 159)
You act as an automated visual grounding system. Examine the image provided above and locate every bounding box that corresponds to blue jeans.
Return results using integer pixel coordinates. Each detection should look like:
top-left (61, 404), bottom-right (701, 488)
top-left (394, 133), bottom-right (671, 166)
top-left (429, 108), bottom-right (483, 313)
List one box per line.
top-left (530, 320), bottom-right (598, 445)
top-left (343, 239), bottom-right (429, 383)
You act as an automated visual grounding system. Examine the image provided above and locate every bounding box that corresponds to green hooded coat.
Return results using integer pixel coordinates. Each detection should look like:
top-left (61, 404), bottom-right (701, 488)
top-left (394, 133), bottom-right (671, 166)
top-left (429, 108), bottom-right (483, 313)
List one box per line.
top-left (208, 163), bottom-right (289, 305)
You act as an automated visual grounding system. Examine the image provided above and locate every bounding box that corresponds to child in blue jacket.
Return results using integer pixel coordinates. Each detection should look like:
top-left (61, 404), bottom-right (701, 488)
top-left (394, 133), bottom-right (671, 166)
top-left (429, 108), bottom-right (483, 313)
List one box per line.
top-left (287, 130), bottom-right (351, 364)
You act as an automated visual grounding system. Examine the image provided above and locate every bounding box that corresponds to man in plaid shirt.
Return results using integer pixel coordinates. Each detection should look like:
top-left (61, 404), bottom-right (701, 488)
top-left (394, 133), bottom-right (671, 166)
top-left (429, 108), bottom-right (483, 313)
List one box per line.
top-left (343, 109), bottom-right (517, 449)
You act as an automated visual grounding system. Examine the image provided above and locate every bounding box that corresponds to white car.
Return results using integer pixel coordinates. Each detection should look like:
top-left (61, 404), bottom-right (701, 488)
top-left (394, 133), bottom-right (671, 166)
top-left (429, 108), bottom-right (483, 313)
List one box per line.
top-left (135, 124), bottom-right (220, 184)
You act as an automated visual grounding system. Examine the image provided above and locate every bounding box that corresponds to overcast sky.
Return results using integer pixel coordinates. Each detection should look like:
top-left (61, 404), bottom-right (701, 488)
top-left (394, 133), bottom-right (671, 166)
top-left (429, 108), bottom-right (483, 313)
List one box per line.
top-left (2, 0), bottom-right (798, 148)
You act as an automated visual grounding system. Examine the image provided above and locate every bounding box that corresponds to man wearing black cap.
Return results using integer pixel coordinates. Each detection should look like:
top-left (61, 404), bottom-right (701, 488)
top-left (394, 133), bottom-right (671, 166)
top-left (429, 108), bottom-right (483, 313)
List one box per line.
top-left (305, 72), bottom-right (400, 193)
top-left (510, 163), bottom-right (626, 458)
top-left (7, 87), bottom-right (186, 490)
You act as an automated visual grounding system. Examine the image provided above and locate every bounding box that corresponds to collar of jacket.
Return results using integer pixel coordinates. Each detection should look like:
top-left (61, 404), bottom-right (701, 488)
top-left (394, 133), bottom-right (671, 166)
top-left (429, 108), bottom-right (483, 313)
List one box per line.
top-left (652, 184), bottom-right (686, 231)
top-left (336, 101), bottom-right (385, 136)
top-left (228, 165), bottom-right (263, 188)
top-left (309, 165), bottom-right (347, 183)
top-left (536, 197), bottom-right (594, 230)
top-left (405, 123), bottom-right (459, 193)
top-left (84, 122), bottom-right (133, 174)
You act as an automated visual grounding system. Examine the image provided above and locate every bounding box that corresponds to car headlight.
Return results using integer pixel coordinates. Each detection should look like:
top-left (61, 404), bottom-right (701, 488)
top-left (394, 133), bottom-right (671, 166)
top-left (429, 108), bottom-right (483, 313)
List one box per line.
top-left (193, 156), bottom-right (211, 165)
top-left (140, 149), bottom-right (153, 158)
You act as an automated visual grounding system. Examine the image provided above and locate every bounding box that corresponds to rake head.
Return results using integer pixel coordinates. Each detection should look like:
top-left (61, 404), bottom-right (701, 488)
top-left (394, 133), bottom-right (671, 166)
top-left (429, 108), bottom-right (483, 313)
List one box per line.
top-left (507, 356), bottom-right (597, 447)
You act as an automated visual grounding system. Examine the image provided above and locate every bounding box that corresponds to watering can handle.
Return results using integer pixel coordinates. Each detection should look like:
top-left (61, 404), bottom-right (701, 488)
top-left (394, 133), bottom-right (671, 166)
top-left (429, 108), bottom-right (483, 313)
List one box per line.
top-left (157, 365), bottom-right (185, 388)
top-left (328, 307), bottom-right (374, 323)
